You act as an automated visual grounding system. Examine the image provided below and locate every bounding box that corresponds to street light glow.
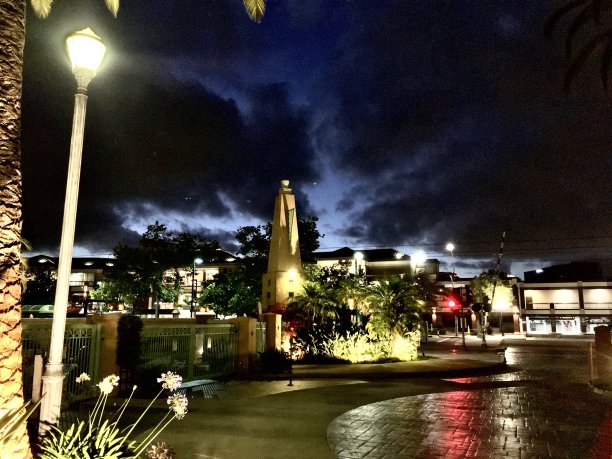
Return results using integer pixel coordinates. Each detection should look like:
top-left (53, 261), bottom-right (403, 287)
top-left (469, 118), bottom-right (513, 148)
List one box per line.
top-left (445, 242), bottom-right (454, 252)
top-left (66, 28), bottom-right (106, 80)
top-left (412, 251), bottom-right (426, 266)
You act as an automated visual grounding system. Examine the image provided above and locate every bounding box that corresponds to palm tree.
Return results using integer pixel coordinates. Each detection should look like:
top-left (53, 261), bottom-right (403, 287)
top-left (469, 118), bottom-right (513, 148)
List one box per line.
top-left (362, 276), bottom-right (424, 361)
top-left (0, 1), bottom-right (265, 457)
top-left (362, 276), bottom-right (422, 337)
top-left (545, 0), bottom-right (612, 90)
top-left (288, 281), bottom-right (338, 327)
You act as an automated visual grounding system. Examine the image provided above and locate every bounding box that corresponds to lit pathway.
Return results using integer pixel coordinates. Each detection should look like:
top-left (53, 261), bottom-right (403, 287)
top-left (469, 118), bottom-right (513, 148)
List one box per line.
top-left (327, 384), bottom-right (612, 458)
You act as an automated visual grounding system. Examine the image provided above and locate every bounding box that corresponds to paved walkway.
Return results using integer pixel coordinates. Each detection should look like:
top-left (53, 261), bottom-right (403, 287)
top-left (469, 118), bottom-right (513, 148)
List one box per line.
top-left (140, 335), bottom-right (612, 458)
top-left (328, 384), bottom-right (612, 458)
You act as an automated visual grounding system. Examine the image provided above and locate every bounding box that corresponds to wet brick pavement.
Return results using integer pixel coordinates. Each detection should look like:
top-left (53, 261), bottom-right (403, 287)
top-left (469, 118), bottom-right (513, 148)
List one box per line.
top-left (328, 385), bottom-right (612, 458)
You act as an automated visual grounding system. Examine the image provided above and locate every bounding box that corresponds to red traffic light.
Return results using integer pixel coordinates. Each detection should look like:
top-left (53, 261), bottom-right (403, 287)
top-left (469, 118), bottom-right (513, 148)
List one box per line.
top-left (447, 298), bottom-right (458, 310)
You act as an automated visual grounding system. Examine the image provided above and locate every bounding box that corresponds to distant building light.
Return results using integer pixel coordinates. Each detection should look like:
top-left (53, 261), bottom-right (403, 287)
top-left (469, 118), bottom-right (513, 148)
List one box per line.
top-left (84, 261), bottom-right (94, 266)
top-left (395, 252), bottom-right (404, 259)
top-left (226, 257), bottom-right (236, 262)
top-left (536, 269), bottom-right (544, 274)
top-left (105, 262), bottom-right (114, 267)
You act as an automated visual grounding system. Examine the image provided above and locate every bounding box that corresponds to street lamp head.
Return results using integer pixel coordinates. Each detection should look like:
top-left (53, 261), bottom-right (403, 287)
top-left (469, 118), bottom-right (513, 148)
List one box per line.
top-left (412, 250), bottom-right (426, 266)
top-left (445, 242), bottom-right (455, 252)
top-left (194, 257), bottom-right (203, 265)
top-left (354, 251), bottom-right (364, 261)
top-left (66, 28), bottom-right (106, 89)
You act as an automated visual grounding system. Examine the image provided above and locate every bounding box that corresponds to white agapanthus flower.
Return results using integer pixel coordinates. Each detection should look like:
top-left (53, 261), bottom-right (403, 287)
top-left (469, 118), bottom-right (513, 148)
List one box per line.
top-left (97, 374), bottom-right (120, 395)
top-left (167, 393), bottom-right (188, 420)
top-left (157, 371), bottom-right (183, 392)
top-left (75, 372), bottom-right (91, 384)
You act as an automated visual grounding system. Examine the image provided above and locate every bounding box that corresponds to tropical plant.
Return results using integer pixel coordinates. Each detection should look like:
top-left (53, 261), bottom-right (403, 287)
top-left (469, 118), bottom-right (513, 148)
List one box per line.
top-left (545, 0), bottom-right (612, 90)
top-left (39, 372), bottom-right (188, 459)
top-left (362, 276), bottom-right (423, 337)
top-left (0, 2), bottom-right (265, 457)
top-left (288, 281), bottom-right (338, 326)
top-left (320, 331), bottom-right (390, 363)
top-left (0, 400), bottom-right (42, 450)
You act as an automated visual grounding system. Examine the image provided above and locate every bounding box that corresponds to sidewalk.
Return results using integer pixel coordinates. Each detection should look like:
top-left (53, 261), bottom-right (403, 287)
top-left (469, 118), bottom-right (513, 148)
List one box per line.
top-left (137, 336), bottom-right (512, 458)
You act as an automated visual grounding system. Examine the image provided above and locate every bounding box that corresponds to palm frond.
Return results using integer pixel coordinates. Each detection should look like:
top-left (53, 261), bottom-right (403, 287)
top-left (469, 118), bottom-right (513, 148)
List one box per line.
top-left (543, 0), bottom-right (588, 37)
top-left (105, 0), bottom-right (120, 17)
top-left (243, 0), bottom-right (266, 23)
top-left (565, 7), bottom-right (593, 58)
top-left (599, 37), bottom-right (612, 87)
top-left (29, 0), bottom-right (53, 18)
top-left (565, 29), bottom-right (612, 89)
top-left (592, 0), bottom-right (608, 22)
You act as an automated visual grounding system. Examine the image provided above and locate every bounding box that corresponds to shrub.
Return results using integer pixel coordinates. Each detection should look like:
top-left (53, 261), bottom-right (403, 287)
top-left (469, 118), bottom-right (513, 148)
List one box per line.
top-left (320, 332), bottom-right (391, 363)
top-left (258, 349), bottom-right (291, 374)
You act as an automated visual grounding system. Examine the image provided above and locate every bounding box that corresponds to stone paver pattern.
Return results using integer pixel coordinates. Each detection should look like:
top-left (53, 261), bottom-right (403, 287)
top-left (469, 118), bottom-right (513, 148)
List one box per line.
top-left (328, 385), bottom-right (612, 458)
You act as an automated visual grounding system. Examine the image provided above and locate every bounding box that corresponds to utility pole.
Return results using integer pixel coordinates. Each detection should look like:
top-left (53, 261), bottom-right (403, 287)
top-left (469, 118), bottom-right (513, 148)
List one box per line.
top-left (490, 231), bottom-right (506, 336)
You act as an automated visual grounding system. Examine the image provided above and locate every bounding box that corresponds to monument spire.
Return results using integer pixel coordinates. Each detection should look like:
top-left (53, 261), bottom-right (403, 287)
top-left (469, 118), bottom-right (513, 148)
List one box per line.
top-left (262, 180), bottom-right (303, 311)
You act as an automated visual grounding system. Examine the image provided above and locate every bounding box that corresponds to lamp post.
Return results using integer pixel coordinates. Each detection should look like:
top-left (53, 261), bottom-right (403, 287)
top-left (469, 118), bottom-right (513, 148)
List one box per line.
top-left (446, 242), bottom-right (465, 346)
top-left (39, 28), bottom-right (106, 434)
top-left (412, 250), bottom-right (426, 276)
top-left (353, 251), bottom-right (364, 277)
top-left (191, 257), bottom-right (203, 317)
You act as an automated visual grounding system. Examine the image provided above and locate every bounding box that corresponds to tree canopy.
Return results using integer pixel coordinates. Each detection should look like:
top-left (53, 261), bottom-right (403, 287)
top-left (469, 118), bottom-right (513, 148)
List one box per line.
top-left (101, 222), bottom-right (219, 308)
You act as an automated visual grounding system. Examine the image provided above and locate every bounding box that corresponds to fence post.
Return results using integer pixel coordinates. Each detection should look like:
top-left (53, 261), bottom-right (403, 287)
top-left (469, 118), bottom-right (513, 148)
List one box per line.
top-left (260, 313), bottom-right (282, 351)
top-left (187, 324), bottom-right (197, 380)
top-left (86, 314), bottom-right (119, 380)
top-left (32, 355), bottom-right (44, 403)
top-left (228, 317), bottom-right (256, 373)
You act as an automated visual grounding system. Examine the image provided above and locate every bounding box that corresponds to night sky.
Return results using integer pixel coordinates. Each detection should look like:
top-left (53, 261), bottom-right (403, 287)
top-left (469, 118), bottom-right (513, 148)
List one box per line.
top-left (20, 1), bottom-right (612, 277)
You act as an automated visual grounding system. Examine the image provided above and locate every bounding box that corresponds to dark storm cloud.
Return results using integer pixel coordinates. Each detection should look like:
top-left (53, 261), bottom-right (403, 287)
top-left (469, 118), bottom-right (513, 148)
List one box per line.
top-left (19, 0), bottom-right (612, 271)
top-left (21, 0), bottom-right (319, 253)
top-left (311, 1), bottom-right (612, 264)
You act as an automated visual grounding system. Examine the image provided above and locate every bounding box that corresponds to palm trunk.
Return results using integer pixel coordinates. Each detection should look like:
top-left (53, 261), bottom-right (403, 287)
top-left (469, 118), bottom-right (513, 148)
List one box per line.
top-left (0, 0), bottom-right (32, 457)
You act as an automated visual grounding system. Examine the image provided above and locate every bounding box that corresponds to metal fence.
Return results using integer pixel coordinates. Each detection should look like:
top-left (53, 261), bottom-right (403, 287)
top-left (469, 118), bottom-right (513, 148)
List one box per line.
top-left (256, 322), bottom-right (266, 355)
top-left (22, 321), bottom-right (101, 402)
top-left (138, 323), bottom-right (238, 381)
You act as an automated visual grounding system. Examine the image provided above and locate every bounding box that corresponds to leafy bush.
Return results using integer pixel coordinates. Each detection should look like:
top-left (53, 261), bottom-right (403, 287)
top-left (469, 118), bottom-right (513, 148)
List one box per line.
top-left (320, 332), bottom-right (391, 363)
top-left (116, 314), bottom-right (143, 370)
top-left (257, 349), bottom-right (291, 374)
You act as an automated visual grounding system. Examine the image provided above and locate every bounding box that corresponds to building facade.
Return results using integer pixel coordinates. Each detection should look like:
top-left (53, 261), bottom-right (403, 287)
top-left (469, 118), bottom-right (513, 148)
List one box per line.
top-left (517, 262), bottom-right (612, 334)
top-left (518, 281), bottom-right (612, 334)
top-left (313, 247), bottom-right (440, 280)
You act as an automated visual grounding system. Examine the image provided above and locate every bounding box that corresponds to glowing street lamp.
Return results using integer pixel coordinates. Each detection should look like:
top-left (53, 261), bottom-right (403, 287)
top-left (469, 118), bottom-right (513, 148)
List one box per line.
top-left (191, 257), bottom-right (203, 317)
top-left (39, 28), bottom-right (106, 433)
top-left (412, 250), bottom-right (426, 275)
top-left (354, 251), bottom-right (364, 276)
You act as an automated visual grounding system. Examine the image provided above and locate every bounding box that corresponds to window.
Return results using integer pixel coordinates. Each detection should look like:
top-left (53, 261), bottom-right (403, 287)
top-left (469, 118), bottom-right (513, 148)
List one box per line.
top-left (288, 292), bottom-right (294, 298)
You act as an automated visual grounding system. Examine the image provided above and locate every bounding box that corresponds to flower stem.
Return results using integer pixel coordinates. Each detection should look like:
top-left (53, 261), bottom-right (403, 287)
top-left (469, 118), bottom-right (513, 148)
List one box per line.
top-left (133, 412), bottom-right (174, 456)
top-left (122, 388), bottom-right (163, 440)
top-left (112, 385), bottom-right (137, 427)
